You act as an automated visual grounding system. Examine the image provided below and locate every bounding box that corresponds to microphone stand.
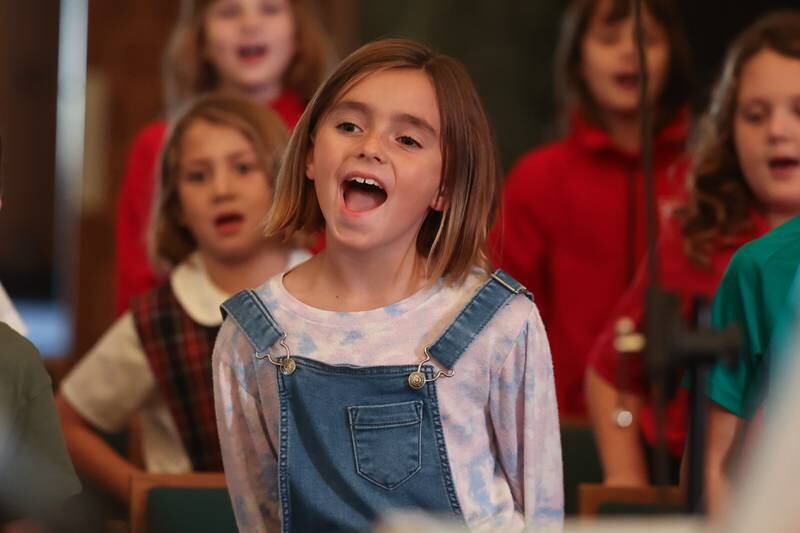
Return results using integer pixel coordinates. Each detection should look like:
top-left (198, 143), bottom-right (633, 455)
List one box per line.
top-left (628, 0), bottom-right (741, 514)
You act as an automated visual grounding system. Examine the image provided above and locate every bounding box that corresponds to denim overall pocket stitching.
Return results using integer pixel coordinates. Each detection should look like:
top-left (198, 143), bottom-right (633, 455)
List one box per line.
top-left (348, 400), bottom-right (423, 491)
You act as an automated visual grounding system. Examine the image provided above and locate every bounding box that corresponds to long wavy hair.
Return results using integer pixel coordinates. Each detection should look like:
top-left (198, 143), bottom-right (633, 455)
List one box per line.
top-left (681, 11), bottom-right (800, 265)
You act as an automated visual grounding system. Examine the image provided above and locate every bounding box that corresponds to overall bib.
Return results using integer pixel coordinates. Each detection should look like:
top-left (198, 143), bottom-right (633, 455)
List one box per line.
top-left (222, 270), bottom-right (529, 532)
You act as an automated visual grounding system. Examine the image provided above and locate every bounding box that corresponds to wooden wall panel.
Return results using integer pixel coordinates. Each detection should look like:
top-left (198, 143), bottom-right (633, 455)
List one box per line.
top-left (0, 1), bottom-right (60, 298)
top-left (73, 0), bottom-right (180, 359)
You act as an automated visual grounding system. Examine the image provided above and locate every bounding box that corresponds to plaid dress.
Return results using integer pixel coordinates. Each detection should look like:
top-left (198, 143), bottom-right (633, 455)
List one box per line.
top-left (131, 283), bottom-right (222, 471)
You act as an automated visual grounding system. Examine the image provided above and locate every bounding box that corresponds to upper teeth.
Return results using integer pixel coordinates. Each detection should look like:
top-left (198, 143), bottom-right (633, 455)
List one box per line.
top-left (349, 176), bottom-right (383, 189)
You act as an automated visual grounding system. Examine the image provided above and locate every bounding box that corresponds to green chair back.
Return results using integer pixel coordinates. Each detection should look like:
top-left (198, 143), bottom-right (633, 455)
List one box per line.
top-left (146, 487), bottom-right (237, 533)
top-left (561, 421), bottom-right (604, 515)
top-left (597, 501), bottom-right (684, 515)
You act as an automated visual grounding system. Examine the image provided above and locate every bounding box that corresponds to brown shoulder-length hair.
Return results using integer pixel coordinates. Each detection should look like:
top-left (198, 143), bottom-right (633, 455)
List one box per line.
top-left (682, 10), bottom-right (800, 265)
top-left (554, 0), bottom-right (692, 132)
top-left (151, 92), bottom-right (289, 270)
top-left (163, 0), bottom-right (334, 113)
top-left (265, 38), bottom-right (502, 285)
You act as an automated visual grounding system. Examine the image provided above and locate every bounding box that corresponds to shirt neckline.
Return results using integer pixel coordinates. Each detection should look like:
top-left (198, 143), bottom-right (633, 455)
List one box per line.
top-left (270, 273), bottom-right (445, 327)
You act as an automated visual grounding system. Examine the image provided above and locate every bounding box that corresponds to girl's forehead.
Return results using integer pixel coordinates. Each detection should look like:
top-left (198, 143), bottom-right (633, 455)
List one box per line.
top-left (322, 66), bottom-right (439, 111)
top-left (739, 49), bottom-right (800, 95)
top-left (322, 69), bottom-right (441, 135)
top-left (330, 68), bottom-right (397, 104)
top-left (179, 118), bottom-right (255, 153)
top-left (588, 0), bottom-right (662, 30)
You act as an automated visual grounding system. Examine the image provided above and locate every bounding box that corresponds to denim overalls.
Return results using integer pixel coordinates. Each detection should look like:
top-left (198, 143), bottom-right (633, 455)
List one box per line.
top-left (222, 270), bottom-right (530, 532)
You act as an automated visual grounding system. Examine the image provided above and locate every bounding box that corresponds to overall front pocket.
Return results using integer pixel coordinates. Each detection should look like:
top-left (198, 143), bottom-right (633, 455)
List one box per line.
top-left (347, 400), bottom-right (423, 490)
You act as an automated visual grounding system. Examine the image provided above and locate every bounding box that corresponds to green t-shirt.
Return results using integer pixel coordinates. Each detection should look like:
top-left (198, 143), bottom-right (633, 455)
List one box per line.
top-left (706, 215), bottom-right (800, 419)
top-left (0, 322), bottom-right (81, 522)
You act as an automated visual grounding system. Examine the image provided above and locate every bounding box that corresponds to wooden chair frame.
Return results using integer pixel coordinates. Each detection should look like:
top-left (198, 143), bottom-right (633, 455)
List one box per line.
top-left (578, 483), bottom-right (684, 517)
top-left (129, 472), bottom-right (226, 533)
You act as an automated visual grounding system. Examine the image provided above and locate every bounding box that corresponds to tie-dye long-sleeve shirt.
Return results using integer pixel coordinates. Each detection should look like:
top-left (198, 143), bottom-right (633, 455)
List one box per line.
top-left (213, 271), bottom-right (563, 532)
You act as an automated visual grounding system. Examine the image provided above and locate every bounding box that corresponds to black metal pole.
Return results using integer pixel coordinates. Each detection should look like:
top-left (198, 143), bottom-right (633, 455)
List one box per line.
top-left (687, 364), bottom-right (709, 514)
top-left (633, 0), bottom-right (671, 489)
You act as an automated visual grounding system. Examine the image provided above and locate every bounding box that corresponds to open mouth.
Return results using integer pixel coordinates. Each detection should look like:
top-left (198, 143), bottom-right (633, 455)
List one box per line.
top-left (342, 176), bottom-right (388, 213)
top-left (615, 73), bottom-right (640, 89)
top-left (237, 45), bottom-right (267, 61)
top-left (214, 212), bottom-right (244, 231)
top-left (769, 156), bottom-right (800, 171)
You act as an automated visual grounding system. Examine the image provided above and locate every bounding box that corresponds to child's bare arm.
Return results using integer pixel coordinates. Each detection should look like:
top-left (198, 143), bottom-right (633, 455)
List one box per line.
top-left (704, 402), bottom-right (744, 517)
top-left (55, 394), bottom-right (143, 504)
top-left (54, 313), bottom-right (154, 504)
top-left (585, 368), bottom-right (649, 486)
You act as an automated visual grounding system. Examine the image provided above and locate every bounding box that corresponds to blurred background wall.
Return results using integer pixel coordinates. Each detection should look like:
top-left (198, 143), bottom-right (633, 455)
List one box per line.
top-left (0, 0), bottom-right (796, 374)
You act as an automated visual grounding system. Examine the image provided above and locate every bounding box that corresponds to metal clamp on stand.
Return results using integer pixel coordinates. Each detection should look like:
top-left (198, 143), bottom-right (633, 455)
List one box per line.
top-left (613, 317), bottom-right (646, 429)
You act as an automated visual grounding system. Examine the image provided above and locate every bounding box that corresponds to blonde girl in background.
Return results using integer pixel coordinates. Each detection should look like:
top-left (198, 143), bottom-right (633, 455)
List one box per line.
top-left (57, 94), bottom-right (310, 505)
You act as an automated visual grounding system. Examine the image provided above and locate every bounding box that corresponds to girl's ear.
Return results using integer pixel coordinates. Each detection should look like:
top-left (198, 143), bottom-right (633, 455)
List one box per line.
top-left (305, 140), bottom-right (316, 181)
top-left (430, 186), bottom-right (446, 212)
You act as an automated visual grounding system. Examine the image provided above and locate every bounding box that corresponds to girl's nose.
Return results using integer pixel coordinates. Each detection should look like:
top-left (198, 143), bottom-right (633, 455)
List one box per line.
top-left (212, 172), bottom-right (234, 198)
top-left (767, 108), bottom-right (794, 144)
top-left (239, 6), bottom-right (261, 32)
top-left (619, 31), bottom-right (638, 63)
top-left (357, 134), bottom-right (385, 164)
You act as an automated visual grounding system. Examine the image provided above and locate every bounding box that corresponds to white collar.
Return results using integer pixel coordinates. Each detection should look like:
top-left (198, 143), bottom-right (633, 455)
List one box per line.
top-left (170, 253), bottom-right (229, 326)
top-left (170, 250), bottom-right (311, 326)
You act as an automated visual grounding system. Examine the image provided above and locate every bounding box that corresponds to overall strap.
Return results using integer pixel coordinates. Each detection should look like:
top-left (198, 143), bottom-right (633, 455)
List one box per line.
top-left (428, 270), bottom-right (532, 370)
top-left (221, 290), bottom-right (286, 354)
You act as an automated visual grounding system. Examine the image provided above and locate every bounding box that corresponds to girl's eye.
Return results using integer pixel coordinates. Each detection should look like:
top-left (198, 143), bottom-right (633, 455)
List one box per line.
top-left (184, 170), bottom-right (207, 183)
top-left (398, 135), bottom-right (422, 148)
top-left (235, 161), bottom-right (257, 175)
top-left (643, 30), bottom-right (664, 47)
top-left (211, 2), bottom-right (240, 18)
top-left (739, 103), bottom-right (769, 124)
top-left (595, 28), bottom-right (621, 45)
top-left (260, 1), bottom-right (282, 15)
top-left (336, 122), bottom-right (361, 134)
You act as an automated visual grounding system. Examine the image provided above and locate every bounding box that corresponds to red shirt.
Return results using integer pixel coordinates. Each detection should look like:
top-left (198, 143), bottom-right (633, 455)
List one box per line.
top-left (492, 110), bottom-right (690, 417)
top-left (588, 212), bottom-right (769, 456)
top-left (114, 91), bottom-right (305, 315)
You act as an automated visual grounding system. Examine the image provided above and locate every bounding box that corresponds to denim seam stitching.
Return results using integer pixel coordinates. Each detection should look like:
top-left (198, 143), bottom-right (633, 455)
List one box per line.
top-left (348, 403), bottom-right (424, 491)
top-left (277, 372), bottom-right (291, 532)
top-left (436, 287), bottom-right (513, 365)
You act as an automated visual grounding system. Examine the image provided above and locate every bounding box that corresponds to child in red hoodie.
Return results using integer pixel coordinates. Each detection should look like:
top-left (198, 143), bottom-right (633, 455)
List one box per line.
top-left (114, 0), bottom-right (333, 315)
top-left (493, 0), bottom-right (693, 417)
top-left (586, 11), bottom-right (800, 489)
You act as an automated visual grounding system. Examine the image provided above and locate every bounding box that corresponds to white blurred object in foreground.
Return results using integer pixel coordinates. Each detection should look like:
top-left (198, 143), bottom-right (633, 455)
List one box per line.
top-left (376, 512), bottom-right (702, 533)
top-left (0, 282), bottom-right (27, 336)
top-left (723, 271), bottom-right (800, 533)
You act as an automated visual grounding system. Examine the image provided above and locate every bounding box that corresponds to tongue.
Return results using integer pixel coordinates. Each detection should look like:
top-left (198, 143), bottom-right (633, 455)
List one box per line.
top-left (344, 188), bottom-right (384, 212)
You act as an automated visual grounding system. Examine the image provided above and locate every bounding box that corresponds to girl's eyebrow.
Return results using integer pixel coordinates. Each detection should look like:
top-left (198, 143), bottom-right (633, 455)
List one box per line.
top-left (330, 99), bottom-right (369, 116)
top-left (395, 112), bottom-right (438, 137)
top-left (226, 149), bottom-right (257, 161)
top-left (331, 99), bottom-right (438, 137)
top-left (181, 157), bottom-right (211, 167)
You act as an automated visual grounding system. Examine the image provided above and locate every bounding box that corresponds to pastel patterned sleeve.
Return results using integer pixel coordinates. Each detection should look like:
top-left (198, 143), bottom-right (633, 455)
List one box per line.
top-left (213, 319), bottom-right (280, 533)
top-left (489, 304), bottom-right (563, 529)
